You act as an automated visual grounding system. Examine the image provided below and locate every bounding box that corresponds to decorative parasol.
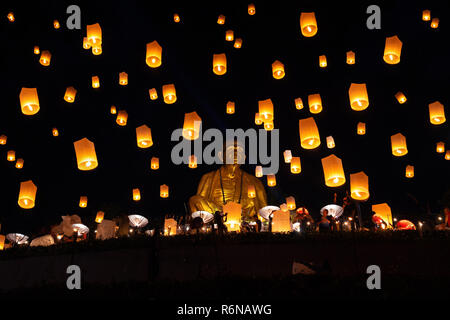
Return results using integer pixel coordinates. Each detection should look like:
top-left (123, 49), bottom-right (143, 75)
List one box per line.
top-left (320, 204), bottom-right (343, 218)
top-left (128, 214), bottom-right (148, 228)
top-left (191, 211), bottom-right (214, 224)
top-left (258, 206), bottom-right (280, 220)
top-left (6, 233), bottom-right (29, 245)
top-left (72, 224), bottom-right (89, 236)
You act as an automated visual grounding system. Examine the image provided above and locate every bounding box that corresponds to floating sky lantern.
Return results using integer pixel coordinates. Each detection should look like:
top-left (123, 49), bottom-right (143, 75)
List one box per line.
top-left (64, 86), bottom-right (77, 103)
top-left (7, 150), bottom-right (15, 162)
top-left (395, 92), bottom-right (407, 104)
top-left (151, 157), bottom-right (159, 170)
top-left (300, 12), bottom-right (318, 37)
top-left (272, 60), bottom-right (285, 79)
top-left (255, 166), bottom-right (263, 178)
top-left (319, 55), bottom-right (327, 68)
top-left (267, 174), bottom-right (276, 187)
top-left (422, 10), bottom-right (431, 21)
top-left (321, 154), bottom-right (346, 187)
top-left (272, 210), bottom-right (291, 232)
top-left (299, 117), bottom-right (321, 149)
top-left (226, 101), bottom-right (235, 114)
top-left (0, 135), bottom-right (7, 145)
top-left (405, 165), bottom-right (414, 178)
top-left (79, 196), bottom-right (88, 208)
top-left (189, 155), bottom-right (198, 168)
top-left (15, 158), bottom-right (24, 169)
top-left (357, 122), bottom-right (366, 135)
top-left (92, 76), bottom-right (100, 88)
top-left (372, 203), bottom-right (393, 227)
top-left (73, 138), bottom-right (98, 171)
top-left (213, 53), bottom-right (227, 75)
top-left (83, 37), bottom-right (91, 49)
top-left (286, 196), bottom-right (296, 210)
top-left (149, 88), bottom-right (158, 100)
top-left (18, 180), bottom-right (37, 209)
top-left (258, 99), bottom-right (274, 122)
top-left (95, 211), bottom-right (104, 223)
top-left (162, 84), bottom-right (177, 103)
top-left (431, 18), bottom-right (439, 28)
top-left (225, 30), bottom-right (234, 41)
top-left (346, 51), bottom-right (355, 64)
top-left (52, 128), bottom-right (59, 137)
top-left (248, 185), bottom-right (256, 198)
top-left (7, 12), bottom-right (14, 22)
top-left (19, 87), bottom-right (40, 115)
top-left (429, 101), bottom-right (446, 125)
top-left (116, 110), bottom-right (128, 126)
top-left (34, 46), bottom-right (40, 54)
top-left (87, 23), bottom-right (102, 46)
top-left (183, 111), bottom-right (202, 140)
top-left (91, 43), bottom-right (102, 55)
top-left (217, 14), bottom-right (225, 25)
top-left (119, 72), bottom-right (128, 85)
top-left (146, 40), bottom-right (162, 68)
top-left (234, 38), bottom-right (242, 49)
top-left (133, 188), bottom-right (141, 201)
top-left (445, 151), bottom-right (450, 160)
top-left (348, 83), bottom-right (369, 111)
top-left (295, 98), bottom-right (304, 110)
top-left (283, 150), bottom-right (292, 163)
top-left (160, 184), bottom-right (169, 198)
top-left (383, 35), bottom-right (402, 64)
top-left (264, 120), bottom-right (274, 131)
top-left (255, 113), bottom-right (263, 125)
top-left (350, 171), bottom-right (369, 201)
top-left (248, 3), bottom-right (256, 15)
top-left (308, 94), bottom-right (322, 114)
top-left (136, 125), bottom-right (153, 148)
top-left (326, 136), bottom-right (335, 149)
top-left (173, 13), bottom-right (180, 23)
top-left (290, 157), bottom-right (301, 174)
top-left (110, 106), bottom-right (117, 114)
top-left (436, 142), bottom-right (445, 153)
top-left (391, 133), bottom-right (408, 156)
top-left (53, 20), bottom-right (60, 29)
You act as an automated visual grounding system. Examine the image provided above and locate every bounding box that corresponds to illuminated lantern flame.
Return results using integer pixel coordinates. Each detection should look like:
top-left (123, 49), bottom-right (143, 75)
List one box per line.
top-left (146, 40), bottom-right (162, 68)
top-left (248, 185), bottom-right (256, 198)
top-left (350, 171), bottom-right (369, 201)
top-left (0, 135), bottom-right (7, 145)
top-left (391, 133), bottom-right (408, 156)
top-left (92, 76), bottom-right (100, 88)
top-left (248, 4), bottom-right (256, 15)
top-left (295, 98), bottom-right (304, 110)
top-left (290, 157), bottom-right (301, 174)
top-left (430, 18), bottom-right (439, 28)
top-left (264, 120), bottom-right (274, 131)
top-left (226, 101), bottom-right (235, 114)
top-left (87, 23), bottom-right (102, 45)
top-left (445, 151), bottom-right (450, 161)
top-left (52, 128), bottom-right (59, 137)
top-left (428, 101), bottom-right (446, 125)
top-left (95, 211), bottom-right (105, 223)
top-left (151, 157), bottom-right (160, 170)
top-left (160, 184), bottom-right (169, 198)
top-left (217, 15), bottom-right (225, 25)
top-left (183, 111), bottom-right (202, 140)
top-left (383, 35), bottom-right (402, 64)
top-left (189, 155), bottom-right (198, 168)
top-left (79, 196), bottom-right (88, 208)
top-left (164, 218), bottom-right (177, 236)
top-left (34, 46), bottom-right (40, 54)
top-left (53, 20), bottom-right (60, 29)
top-left (372, 203), bottom-right (393, 228)
top-left (258, 99), bottom-right (274, 122)
top-left (272, 60), bottom-right (285, 79)
top-left (73, 138), bottom-right (99, 171)
top-left (149, 88), bottom-right (158, 100)
top-left (267, 174), bottom-right (276, 187)
top-left (116, 110), bottom-right (128, 126)
top-left (83, 37), bottom-right (91, 49)
top-left (64, 86), bottom-right (77, 103)
top-left (255, 113), bottom-right (263, 125)
top-left (422, 10), bottom-right (431, 21)
top-left (319, 55), bottom-right (327, 68)
top-left (357, 122), bottom-right (366, 135)
top-left (308, 94), bottom-right (322, 114)
top-left (225, 30), bottom-right (234, 41)
top-left (283, 150), bottom-right (292, 163)
top-left (136, 125), bottom-right (153, 148)
top-left (405, 165), bottom-right (414, 178)
top-left (395, 92), bottom-right (407, 104)
top-left (326, 136), bottom-right (335, 149)
top-left (436, 142), bottom-right (445, 153)
top-left (15, 158), bottom-right (24, 169)
top-left (346, 51), bottom-right (355, 64)
top-left (234, 38), bottom-right (243, 49)
top-left (18, 180), bottom-right (37, 209)
top-left (7, 150), bottom-right (16, 162)
top-left (213, 53), bottom-right (227, 75)
top-left (300, 12), bottom-right (318, 37)
top-left (91, 43), bottom-right (102, 55)
top-left (162, 84), bottom-right (177, 104)
top-left (348, 83), bottom-right (369, 111)
top-left (299, 117), bottom-right (321, 149)
top-left (133, 188), bottom-right (141, 201)
top-left (19, 87), bottom-right (40, 115)
top-left (110, 106), bottom-right (117, 114)
top-left (255, 166), bottom-right (263, 178)
top-left (173, 13), bottom-right (180, 23)
top-left (286, 196), bottom-right (296, 210)
top-left (119, 72), bottom-right (128, 85)
top-left (321, 154), bottom-right (346, 187)
top-left (7, 12), bottom-right (15, 22)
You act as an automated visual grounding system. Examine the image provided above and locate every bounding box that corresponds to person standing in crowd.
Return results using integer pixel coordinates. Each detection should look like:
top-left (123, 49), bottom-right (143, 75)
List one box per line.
top-left (342, 191), bottom-right (357, 231)
top-left (317, 209), bottom-right (331, 233)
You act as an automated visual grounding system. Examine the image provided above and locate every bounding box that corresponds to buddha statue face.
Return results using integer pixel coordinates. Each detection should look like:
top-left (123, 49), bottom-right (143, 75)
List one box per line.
top-left (218, 140), bottom-right (246, 171)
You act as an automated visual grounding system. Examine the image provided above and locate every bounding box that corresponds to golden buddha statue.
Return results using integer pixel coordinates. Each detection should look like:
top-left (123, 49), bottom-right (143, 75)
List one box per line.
top-left (189, 141), bottom-right (267, 222)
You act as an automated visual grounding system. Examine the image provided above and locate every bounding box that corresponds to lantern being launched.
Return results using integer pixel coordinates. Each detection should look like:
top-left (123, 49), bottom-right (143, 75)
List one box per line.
top-left (213, 53), bottom-right (227, 75)
top-left (162, 84), bottom-right (177, 104)
top-left (258, 99), bottom-right (274, 122)
top-left (348, 83), bottom-right (369, 111)
top-left (321, 154), bottom-right (346, 187)
top-left (299, 117), bottom-right (321, 149)
top-left (383, 35), bottom-right (402, 64)
top-left (183, 111), bottom-right (202, 140)
top-left (308, 94), bottom-right (322, 114)
top-left (18, 180), bottom-right (37, 209)
top-left (64, 86), bottom-right (77, 103)
top-left (272, 60), bottom-right (285, 79)
top-left (372, 203), bottom-right (393, 228)
top-left (271, 210), bottom-right (291, 233)
top-left (429, 101), bottom-right (446, 125)
top-left (87, 23), bottom-right (102, 45)
top-left (350, 171), bottom-right (369, 201)
top-left (391, 133), bottom-right (408, 156)
top-left (19, 88), bottom-right (40, 115)
top-left (136, 125), bottom-right (153, 148)
top-left (73, 138), bottom-right (98, 171)
top-left (300, 12), bottom-right (318, 37)
top-left (146, 41), bottom-right (162, 68)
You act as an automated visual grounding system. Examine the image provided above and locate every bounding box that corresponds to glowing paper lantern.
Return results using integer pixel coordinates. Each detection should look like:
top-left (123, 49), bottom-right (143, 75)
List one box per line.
top-left (149, 88), bottom-right (158, 100)
top-left (272, 210), bottom-right (291, 232)
top-left (87, 23), bottom-right (102, 45)
top-left (39, 50), bottom-right (51, 66)
top-left (34, 46), bottom-right (40, 54)
top-left (162, 84), bottom-right (177, 104)
top-left (213, 53), bottom-right (227, 75)
top-left (133, 188), bottom-right (141, 201)
top-left (7, 150), bottom-right (15, 162)
top-left (188, 155), bottom-right (197, 168)
top-left (264, 121), bottom-right (274, 131)
top-left (0, 235), bottom-right (5, 251)
top-left (151, 157), bottom-right (159, 170)
top-left (391, 133), bottom-right (408, 156)
top-left (286, 196), bottom-right (296, 210)
top-left (91, 43), bottom-right (102, 55)
top-left (173, 13), bottom-right (180, 23)
top-left (295, 98), bottom-right (304, 110)
top-left (248, 4), bottom-right (256, 15)
top-left (183, 111), bottom-right (202, 140)
top-left (248, 185), bottom-right (256, 198)
top-left (217, 15), bottom-right (225, 25)
top-left (15, 158), bottom-right (24, 169)
top-left (429, 101), bottom-right (446, 125)
top-left (272, 60), bottom-right (285, 79)
top-left (52, 128), bottom-right (59, 137)
top-left (225, 30), bottom-right (234, 41)
top-left (160, 184), bottom-right (169, 198)
top-left (92, 76), bottom-right (100, 88)
top-left (119, 72), bottom-right (128, 85)
top-left (300, 12), bottom-right (318, 37)
top-left (79, 196), bottom-right (88, 208)
top-left (0, 135), bottom-right (7, 145)
top-left (64, 86), bottom-right (77, 103)
top-left (226, 101), bottom-right (235, 114)
top-left (326, 136), bottom-right (335, 149)
top-left (18, 180), bottom-right (37, 209)
top-left (116, 110), bottom-right (128, 126)
top-left (321, 154), bottom-right (346, 187)
top-left (255, 166), bottom-right (263, 177)
top-left (53, 20), bottom-right (60, 29)
top-left (164, 218), bottom-right (177, 236)
top-left (267, 174), bottom-right (276, 187)
top-left (234, 38), bottom-right (242, 49)
top-left (299, 117), bottom-right (321, 149)
top-left (258, 99), bottom-right (274, 122)
top-left (95, 211), bottom-right (105, 223)
top-left (445, 151), bottom-right (450, 160)
top-left (110, 106), bottom-right (117, 114)
top-left (422, 10), bottom-right (431, 21)
top-left (83, 37), bottom-right (91, 49)
top-left (290, 157), bottom-right (301, 174)
top-left (146, 41), bottom-right (162, 68)
top-left (350, 171), bottom-right (369, 201)
top-left (405, 165), bottom-right (414, 178)
top-left (255, 113), bottom-right (263, 125)
top-left (436, 142), bottom-right (445, 153)
top-left (319, 55), bottom-right (327, 68)
top-left (383, 35), bottom-right (402, 64)
top-left (346, 51), bottom-right (355, 64)
top-left (223, 202), bottom-right (241, 232)
top-left (372, 203), bottom-right (393, 227)
top-left (395, 92), bottom-right (407, 104)
top-left (308, 94), bottom-right (322, 114)
top-left (283, 150), bottom-right (292, 163)
top-left (7, 12), bottom-right (14, 22)
top-left (19, 87), bottom-right (40, 115)
top-left (431, 18), bottom-right (439, 28)
top-left (357, 122), bottom-right (366, 135)
top-left (348, 83), bottom-right (369, 111)
top-left (73, 138), bottom-right (98, 171)
top-left (136, 125), bottom-right (153, 148)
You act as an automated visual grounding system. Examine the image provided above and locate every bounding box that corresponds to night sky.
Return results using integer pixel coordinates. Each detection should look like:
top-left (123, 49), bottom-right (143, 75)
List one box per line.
top-left (0, 0), bottom-right (448, 236)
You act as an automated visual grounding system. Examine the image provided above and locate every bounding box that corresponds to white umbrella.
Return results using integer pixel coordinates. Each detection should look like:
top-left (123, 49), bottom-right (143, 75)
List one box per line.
top-left (191, 211), bottom-right (214, 224)
top-left (6, 233), bottom-right (29, 245)
top-left (128, 214), bottom-right (148, 228)
top-left (320, 204), bottom-right (344, 218)
top-left (72, 224), bottom-right (89, 236)
top-left (258, 206), bottom-right (280, 220)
